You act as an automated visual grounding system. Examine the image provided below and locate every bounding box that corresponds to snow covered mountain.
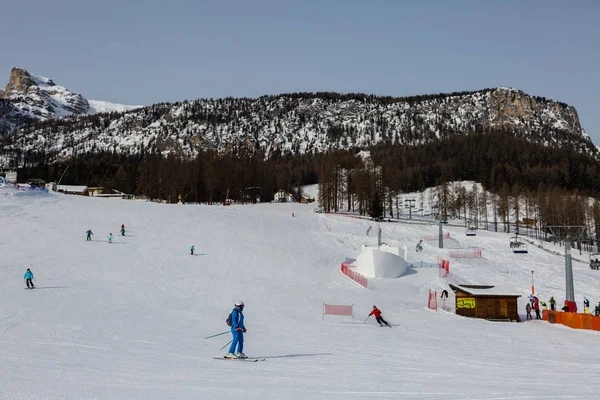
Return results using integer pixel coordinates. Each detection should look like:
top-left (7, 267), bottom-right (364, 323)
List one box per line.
top-left (0, 67), bottom-right (141, 136)
top-left (0, 68), bottom-right (594, 166)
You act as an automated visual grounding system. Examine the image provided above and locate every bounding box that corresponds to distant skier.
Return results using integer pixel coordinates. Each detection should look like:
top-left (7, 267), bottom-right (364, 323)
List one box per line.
top-left (533, 297), bottom-right (541, 319)
top-left (86, 230), bottom-right (93, 241)
top-left (525, 303), bottom-right (532, 320)
top-left (190, 245), bottom-right (195, 255)
top-left (528, 295), bottom-right (535, 309)
top-left (24, 268), bottom-right (34, 289)
top-left (108, 233), bottom-right (114, 244)
top-left (549, 297), bottom-right (556, 311)
top-left (369, 305), bottom-right (390, 327)
top-left (225, 301), bottom-right (247, 359)
top-left (120, 224), bottom-right (125, 236)
top-left (584, 297), bottom-right (590, 314)
top-left (415, 240), bottom-right (423, 252)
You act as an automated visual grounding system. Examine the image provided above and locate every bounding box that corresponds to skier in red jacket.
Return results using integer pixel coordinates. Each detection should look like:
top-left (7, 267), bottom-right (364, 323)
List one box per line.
top-left (533, 297), bottom-right (541, 319)
top-left (369, 305), bottom-right (390, 327)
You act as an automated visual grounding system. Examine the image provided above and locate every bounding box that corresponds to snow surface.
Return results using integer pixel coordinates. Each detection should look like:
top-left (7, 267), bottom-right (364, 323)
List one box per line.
top-left (87, 100), bottom-right (142, 114)
top-left (1, 193), bottom-right (600, 399)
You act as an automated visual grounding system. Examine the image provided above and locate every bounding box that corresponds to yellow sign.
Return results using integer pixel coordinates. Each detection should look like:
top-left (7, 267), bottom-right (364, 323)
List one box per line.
top-left (457, 298), bottom-right (476, 309)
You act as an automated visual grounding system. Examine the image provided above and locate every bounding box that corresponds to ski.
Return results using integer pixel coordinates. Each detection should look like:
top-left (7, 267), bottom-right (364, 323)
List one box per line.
top-left (213, 357), bottom-right (266, 362)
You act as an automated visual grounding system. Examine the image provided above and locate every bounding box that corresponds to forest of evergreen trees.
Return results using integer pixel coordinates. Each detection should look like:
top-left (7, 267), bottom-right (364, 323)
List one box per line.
top-left (14, 128), bottom-right (600, 243)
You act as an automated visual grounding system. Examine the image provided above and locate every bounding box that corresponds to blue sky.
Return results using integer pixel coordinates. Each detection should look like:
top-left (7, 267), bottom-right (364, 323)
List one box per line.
top-left (1, 0), bottom-right (598, 141)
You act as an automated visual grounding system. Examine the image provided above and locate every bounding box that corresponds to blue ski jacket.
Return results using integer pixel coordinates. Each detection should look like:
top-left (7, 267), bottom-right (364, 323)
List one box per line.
top-left (24, 271), bottom-right (34, 279)
top-left (230, 307), bottom-right (245, 331)
top-left (86, 230), bottom-right (93, 236)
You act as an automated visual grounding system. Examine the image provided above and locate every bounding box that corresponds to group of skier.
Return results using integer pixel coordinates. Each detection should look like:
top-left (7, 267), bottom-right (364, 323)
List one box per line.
top-left (216, 302), bottom-right (391, 359)
top-left (85, 224), bottom-right (125, 244)
top-left (526, 295), bottom-right (599, 319)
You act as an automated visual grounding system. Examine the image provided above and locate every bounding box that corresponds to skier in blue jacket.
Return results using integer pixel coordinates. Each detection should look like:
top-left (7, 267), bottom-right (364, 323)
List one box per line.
top-left (225, 301), bottom-right (247, 359)
top-left (86, 230), bottom-right (93, 241)
top-left (24, 268), bottom-right (34, 289)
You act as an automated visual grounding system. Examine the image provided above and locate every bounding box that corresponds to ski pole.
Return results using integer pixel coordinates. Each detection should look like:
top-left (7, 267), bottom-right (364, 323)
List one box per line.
top-left (205, 331), bottom-right (230, 339)
top-left (220, 339), bottom-right (233, 351)
top-left (363, 315), bottom-right (371, 324)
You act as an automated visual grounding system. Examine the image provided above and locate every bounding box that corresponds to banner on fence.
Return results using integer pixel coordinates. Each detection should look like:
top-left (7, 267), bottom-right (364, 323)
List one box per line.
top-left (323, 303), bottom-right (354, 322)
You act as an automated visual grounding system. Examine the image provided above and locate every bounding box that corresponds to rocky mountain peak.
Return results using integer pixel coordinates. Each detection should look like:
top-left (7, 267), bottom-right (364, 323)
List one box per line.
top-left (2, 67), bottom-right (37, 95)
top-left (0, 67), bottom-right (140, 137)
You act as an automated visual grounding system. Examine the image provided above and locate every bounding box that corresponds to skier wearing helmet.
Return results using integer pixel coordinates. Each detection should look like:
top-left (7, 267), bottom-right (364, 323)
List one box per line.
top-left (225, 301), bottom-right (247, 359)
top-left (369, 305), bottom-right (390, 327)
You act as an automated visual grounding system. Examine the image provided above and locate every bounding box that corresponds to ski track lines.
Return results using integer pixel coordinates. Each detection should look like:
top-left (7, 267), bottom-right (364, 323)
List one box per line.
top-left (1, 195), bottom-right (600, 399)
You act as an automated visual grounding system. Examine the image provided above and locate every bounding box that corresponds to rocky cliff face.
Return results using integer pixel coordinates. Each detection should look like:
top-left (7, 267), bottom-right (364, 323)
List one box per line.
top-left (0, 67), bottom-right (139, 137)
top-left (1, 86), bottom-right (594, 168)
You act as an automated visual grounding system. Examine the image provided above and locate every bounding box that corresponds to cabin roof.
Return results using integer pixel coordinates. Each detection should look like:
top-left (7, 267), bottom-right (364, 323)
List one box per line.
top-left (449, 284), bottom-right (521, 297)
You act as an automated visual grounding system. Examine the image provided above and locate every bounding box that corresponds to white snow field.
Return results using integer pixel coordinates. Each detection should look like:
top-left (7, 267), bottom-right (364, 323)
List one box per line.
top-left (1, 192), bottom-right (600, 400)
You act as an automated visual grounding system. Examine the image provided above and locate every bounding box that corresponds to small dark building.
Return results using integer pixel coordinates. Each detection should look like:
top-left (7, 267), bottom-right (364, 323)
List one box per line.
top-left (449, 284), bottom-right (521, 321)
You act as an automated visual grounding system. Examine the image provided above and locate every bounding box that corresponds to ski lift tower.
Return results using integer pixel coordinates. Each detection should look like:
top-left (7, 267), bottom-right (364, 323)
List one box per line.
top-left (405, 198), bottom-right (416, 220)
top-left (438, 206), bottom-right (444, 249)
top-left (546, 225), bottom-right (586, 313)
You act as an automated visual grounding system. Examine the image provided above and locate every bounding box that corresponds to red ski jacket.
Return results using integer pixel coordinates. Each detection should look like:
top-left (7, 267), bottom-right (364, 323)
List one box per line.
top-left (369, 308), bottom-right (382, 318)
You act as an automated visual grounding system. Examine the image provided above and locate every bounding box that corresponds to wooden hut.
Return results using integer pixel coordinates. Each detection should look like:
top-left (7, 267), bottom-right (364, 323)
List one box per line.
top-left (448, 284), bottom-right (521, 321)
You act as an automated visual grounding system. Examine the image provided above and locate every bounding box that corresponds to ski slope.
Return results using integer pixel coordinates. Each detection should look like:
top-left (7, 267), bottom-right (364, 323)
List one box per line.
top-left (1, 192), bottom-right (599, 399)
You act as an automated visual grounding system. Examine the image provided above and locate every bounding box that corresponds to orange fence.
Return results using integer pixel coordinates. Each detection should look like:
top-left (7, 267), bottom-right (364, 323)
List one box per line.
top-left (340, 262), bottom-right (368, 289)
top-left (542, 310), bottom-right (600, 331)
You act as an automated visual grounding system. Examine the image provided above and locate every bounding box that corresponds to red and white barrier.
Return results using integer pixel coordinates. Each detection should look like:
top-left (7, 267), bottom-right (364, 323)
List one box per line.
top-left (448, 249), bottom-right (482, 259)
top-left (439, 258), bottom-right (450, 277)
top-left (428, 290), bottom-right (438, 311)
top-left (423, 232), bottom-right (450, 241)
top-left (340, 262), bottom-right (368, 289)
top-left (323, 303), bottom-right (354, 322)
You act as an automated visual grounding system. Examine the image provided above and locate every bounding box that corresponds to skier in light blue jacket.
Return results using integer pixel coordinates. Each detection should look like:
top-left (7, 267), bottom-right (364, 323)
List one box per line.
top-left (24, 268), bottom-right (35, 289)
top-left (225, 301), bottom-right (247, 359)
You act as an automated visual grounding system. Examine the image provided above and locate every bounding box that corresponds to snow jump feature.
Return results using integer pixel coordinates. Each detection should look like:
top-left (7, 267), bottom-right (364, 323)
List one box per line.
top-left (353, 244), bottom-right (409, 279)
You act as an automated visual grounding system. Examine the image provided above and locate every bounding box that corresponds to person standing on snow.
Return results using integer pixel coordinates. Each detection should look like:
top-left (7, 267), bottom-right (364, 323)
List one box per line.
top-left (190, 245), bottom-right (195, 255)
top-left (533, 297), bottom-right (541, 319)
top-left (24, 268), bottom-right (34, 289)
top-left (225, 301), bottom-right (247, 359)
top-left (369, 305), bottom-right (390, 327)
top-left (525, 303), bottom-right (532, 320)
top-left (86, 230), bottom-right (93, 241)
top-left (120, 224), bottom-right (125, 236)
top-left (584, 297), bottom-right (590, 314)
top-left (549, 297), bottom-right (556, 311)
top-left (108, 233), bottom-right (114, 244)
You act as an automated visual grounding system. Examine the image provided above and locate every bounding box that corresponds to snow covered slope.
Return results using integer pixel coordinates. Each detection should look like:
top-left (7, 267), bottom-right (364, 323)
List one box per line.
top-left (1, 193), bottom-right (599, 399)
